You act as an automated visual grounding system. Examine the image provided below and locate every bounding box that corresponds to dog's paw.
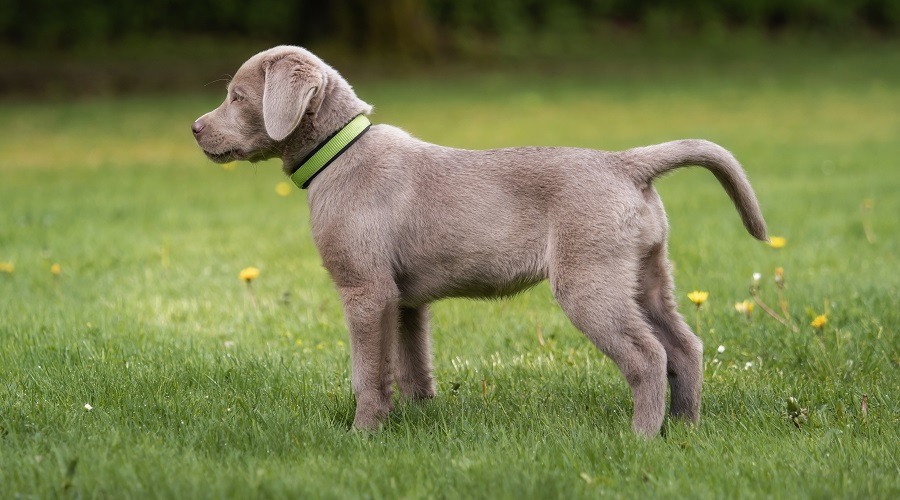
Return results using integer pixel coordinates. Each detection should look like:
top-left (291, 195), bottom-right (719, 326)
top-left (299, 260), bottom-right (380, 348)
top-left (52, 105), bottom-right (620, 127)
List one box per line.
top-left (352, 411), bottom-right (387, 432)
top-left (397, 377), bottom-right (436, 400)
top-left (351, 397), bottom-right (392, 431)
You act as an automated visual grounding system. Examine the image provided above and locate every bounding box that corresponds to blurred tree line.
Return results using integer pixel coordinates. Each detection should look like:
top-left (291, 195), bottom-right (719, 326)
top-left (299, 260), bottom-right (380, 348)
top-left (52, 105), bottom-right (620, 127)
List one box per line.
top-left (2, 0), bottom-right (897, 55)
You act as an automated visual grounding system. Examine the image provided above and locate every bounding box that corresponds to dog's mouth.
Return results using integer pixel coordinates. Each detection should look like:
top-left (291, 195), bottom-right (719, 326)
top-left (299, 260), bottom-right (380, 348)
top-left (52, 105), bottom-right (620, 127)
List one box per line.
top-left (203, 149), bottom-right (245, 163)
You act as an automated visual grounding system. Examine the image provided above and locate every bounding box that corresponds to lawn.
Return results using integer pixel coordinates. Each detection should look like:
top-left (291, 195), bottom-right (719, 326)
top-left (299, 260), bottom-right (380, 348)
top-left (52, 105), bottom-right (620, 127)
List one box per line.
top-left (1, 41), bottom-right (898, 498)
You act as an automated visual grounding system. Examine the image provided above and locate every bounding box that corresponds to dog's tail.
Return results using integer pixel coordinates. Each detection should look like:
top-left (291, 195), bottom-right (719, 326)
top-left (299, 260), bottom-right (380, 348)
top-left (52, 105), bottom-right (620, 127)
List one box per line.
top-left (620, 139), bottom-right (768, 241)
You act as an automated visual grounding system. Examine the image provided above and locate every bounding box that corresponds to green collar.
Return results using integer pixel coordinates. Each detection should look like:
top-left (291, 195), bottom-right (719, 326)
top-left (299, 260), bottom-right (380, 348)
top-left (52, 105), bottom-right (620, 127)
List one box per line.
top-left (290, 115), bottom-right (372, 189)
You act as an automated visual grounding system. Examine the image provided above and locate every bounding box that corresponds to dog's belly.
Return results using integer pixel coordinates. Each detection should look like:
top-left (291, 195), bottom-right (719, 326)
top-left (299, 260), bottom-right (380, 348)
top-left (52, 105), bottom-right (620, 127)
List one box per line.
top-left (395, 247), bottom-right (548, 306)
top-left (398, 270), bottom-right (545, 306)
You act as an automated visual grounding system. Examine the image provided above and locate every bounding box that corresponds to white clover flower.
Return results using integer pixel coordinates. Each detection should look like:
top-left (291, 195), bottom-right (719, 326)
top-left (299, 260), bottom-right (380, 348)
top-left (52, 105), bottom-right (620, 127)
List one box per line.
top-left (717, 345), bottom-right (726, 353)
top-left (752, 272), bottom-right (762, 283)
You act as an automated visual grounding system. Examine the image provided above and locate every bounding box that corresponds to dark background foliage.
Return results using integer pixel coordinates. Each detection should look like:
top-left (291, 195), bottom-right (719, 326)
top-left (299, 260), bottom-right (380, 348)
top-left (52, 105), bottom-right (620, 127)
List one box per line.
top-left (2, 0), bottom-right (897, 52)
top-left (2, 0), bottom-right (896, 97)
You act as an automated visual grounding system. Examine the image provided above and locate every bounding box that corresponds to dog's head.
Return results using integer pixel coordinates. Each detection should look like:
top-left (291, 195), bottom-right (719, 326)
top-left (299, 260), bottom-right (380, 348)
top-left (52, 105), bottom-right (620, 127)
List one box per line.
top-left (192, 46), bottom-right (372, 169)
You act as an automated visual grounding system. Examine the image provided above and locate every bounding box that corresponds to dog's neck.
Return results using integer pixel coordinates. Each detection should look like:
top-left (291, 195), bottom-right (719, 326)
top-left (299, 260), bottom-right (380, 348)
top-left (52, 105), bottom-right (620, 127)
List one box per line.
top-left (288, 115), bottom-right (371, 189)
top-left (281, 72), bottom-right (372, 177)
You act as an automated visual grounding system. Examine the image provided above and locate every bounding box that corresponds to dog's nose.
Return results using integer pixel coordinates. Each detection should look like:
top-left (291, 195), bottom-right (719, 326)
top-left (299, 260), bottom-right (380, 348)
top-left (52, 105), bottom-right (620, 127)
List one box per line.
top-left (191, 120), bottom-right (205, 135)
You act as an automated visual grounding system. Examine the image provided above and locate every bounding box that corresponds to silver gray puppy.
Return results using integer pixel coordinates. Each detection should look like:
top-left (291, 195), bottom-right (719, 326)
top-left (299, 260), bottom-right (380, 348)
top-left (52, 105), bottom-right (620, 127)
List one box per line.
top-left (193, 45), bottom-right (767, 436)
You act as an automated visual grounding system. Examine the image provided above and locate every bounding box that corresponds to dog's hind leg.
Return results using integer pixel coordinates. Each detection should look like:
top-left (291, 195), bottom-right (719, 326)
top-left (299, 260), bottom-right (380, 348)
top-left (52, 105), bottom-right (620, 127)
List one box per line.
top-left (638, 243), bottom-right (703, 423)
top-left (394, 305), bottom-right (436, 400)
top-left (551, 257), bottom-right (667, 436)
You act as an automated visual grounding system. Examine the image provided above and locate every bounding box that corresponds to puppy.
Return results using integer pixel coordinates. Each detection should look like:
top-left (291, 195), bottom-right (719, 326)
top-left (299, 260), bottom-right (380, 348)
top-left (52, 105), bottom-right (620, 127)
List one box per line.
top-left (193, 46), bottom-right (767, 436)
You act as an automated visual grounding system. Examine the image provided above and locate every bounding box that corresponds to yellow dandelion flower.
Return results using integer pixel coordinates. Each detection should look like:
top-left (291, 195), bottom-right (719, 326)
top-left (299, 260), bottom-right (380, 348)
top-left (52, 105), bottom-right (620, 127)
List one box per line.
top-left (687, 291), bottom-right (709, 306)
top-left (51, 263), bottom-right (61, 276)
top-left (768, 236), bottom-right (787, 249)
top-left (810, 314), bottom-right (827, 329)
top-left (239, 267), bottom-right (260, 282)
top-left (221, 162), bottom-right (237, 171)
top-left (0, 262), bottom-right (14, 274)
top-left (275, 182), bottom-right (292, 197)
top-left (734, 300), bottom-right (755, 315)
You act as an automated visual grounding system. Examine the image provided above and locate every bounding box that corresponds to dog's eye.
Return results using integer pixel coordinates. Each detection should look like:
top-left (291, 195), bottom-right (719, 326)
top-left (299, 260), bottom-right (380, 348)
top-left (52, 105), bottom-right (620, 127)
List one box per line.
top-left (231, 94), bottom-right (244, 103)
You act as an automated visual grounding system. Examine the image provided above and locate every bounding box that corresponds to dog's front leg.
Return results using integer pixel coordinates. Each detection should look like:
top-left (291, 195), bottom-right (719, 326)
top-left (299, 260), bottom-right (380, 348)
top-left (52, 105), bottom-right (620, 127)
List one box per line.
top-left (339, 282), bottom-right (399, 431)
top-left (395, 305), bottom-right (436, 400)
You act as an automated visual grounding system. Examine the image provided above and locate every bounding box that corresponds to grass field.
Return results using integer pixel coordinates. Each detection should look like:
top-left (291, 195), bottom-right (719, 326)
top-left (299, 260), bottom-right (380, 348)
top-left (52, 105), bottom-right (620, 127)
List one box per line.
top-left (1, 42), bottom-right (898, 498)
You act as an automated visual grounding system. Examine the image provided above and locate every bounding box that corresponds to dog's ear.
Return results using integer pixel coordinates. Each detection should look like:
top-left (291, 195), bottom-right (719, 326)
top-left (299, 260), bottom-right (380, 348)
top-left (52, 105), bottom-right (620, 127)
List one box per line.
top-left (262, 56), bottom-right (326, 141)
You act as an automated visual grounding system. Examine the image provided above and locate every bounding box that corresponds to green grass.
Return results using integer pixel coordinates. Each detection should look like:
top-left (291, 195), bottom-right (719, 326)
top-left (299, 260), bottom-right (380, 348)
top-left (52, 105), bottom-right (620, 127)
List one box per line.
top-left (1, 42), bottom-right (899, 498)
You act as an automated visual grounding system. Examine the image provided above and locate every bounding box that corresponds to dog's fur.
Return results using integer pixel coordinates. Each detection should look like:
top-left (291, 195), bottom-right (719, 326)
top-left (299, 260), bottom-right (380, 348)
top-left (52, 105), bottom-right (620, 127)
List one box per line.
top-left (193, 46), bottom-right (767, 436)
